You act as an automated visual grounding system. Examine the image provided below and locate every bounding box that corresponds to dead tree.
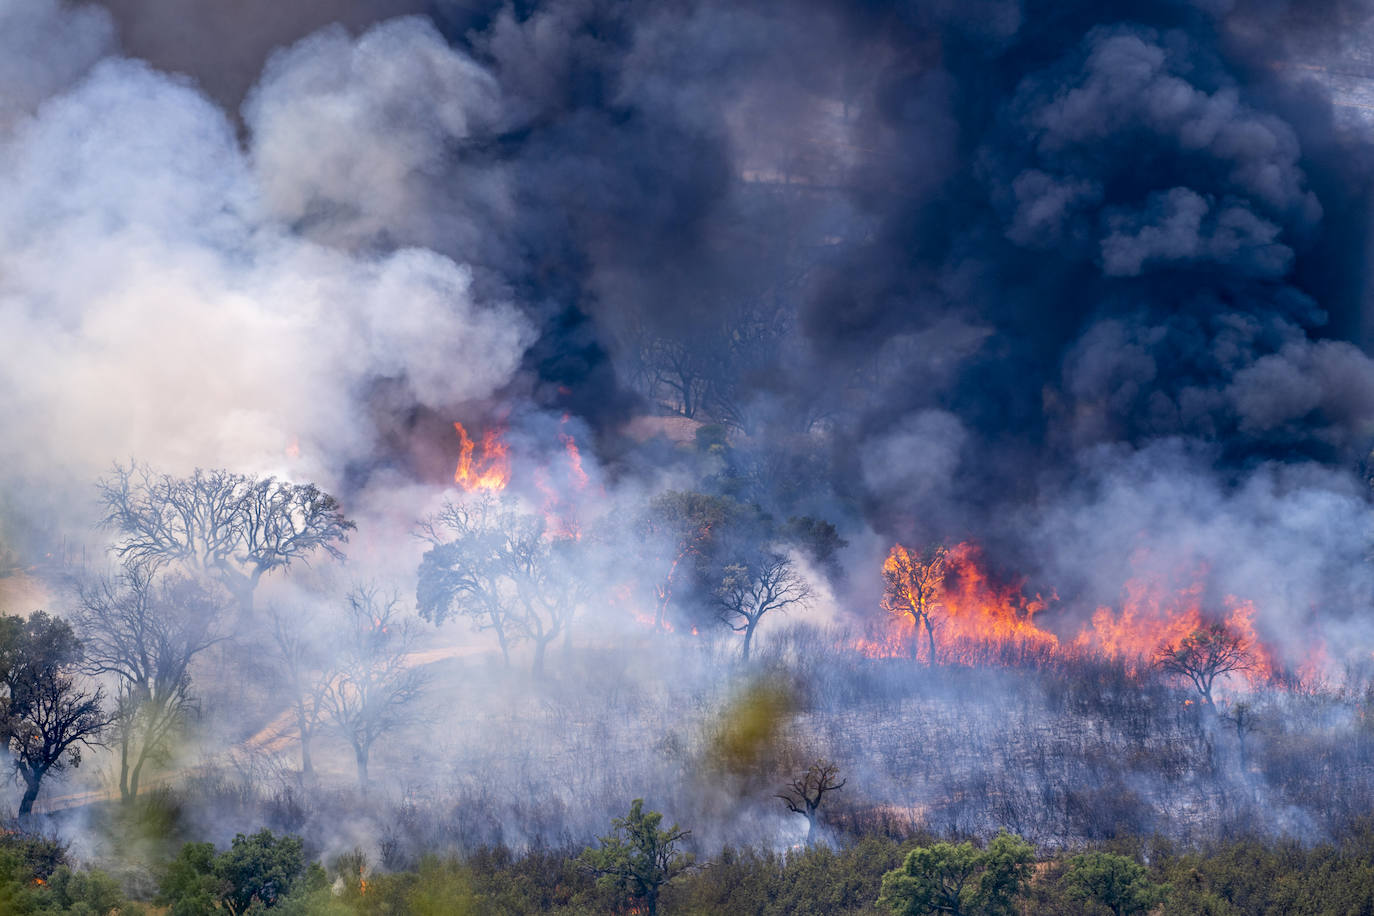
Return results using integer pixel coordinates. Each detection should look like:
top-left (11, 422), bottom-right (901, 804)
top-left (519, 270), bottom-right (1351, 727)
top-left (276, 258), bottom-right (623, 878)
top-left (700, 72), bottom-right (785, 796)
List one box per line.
top-left (715, 552), bottom-right (813, 663)
top-left (320, 585), bottom-right (426, 791)
top-left (98, 463), bottom-right (355, 618)
top-left (1156, 623), bottom-right (1254, 708)
top-left (777, 759), bottom-right (846, 845)
top-left (74, 567), bottom-right (225, 802)
top-left (880, 544), bottom-right (949, 664)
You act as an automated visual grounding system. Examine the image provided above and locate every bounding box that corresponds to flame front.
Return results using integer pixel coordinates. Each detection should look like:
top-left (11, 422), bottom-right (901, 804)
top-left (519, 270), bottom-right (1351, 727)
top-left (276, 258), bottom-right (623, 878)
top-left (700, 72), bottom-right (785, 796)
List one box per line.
top-left (863, 541), bottom-right (1282, 689)
top-left (453, 422), bottom-right (510, 492)
top-left (864, 542), bottom-right (1058, 662)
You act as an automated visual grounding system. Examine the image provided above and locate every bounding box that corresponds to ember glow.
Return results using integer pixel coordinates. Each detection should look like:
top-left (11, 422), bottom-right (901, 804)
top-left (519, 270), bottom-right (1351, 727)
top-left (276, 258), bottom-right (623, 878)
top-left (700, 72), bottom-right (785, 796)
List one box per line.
top-left (452, 422), bottom-right (510, 492)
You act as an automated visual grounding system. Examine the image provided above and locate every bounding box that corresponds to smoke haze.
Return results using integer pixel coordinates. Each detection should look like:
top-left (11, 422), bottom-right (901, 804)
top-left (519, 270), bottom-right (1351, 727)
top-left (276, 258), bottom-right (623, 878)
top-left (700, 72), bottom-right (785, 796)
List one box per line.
top-left (5, 0), bottom-right (1374, 863)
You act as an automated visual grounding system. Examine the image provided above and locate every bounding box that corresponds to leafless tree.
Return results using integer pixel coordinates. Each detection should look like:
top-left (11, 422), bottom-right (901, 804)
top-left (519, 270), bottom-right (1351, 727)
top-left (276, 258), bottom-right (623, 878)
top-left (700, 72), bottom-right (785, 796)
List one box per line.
top-left (265, 604), bottom-right (330, 780)
top-left (881, 544), bottom-right (949, 664)
top-left (98, 463), bottom-right (355, 617)
top-left (715, 551), bottom-right (812, 663)
top-left (320, 585), bottom-right (427, 792)
top-left (417, 495), bottom-right (590, 677)
top-left (1220, 700), bottom-right (1260, 768)
top-left (74, 566), bottom-right (226, 802)
top-left (1156, 623), bottom-right (1254, 708)
top-left (777, 759), bottom-right (847, 845)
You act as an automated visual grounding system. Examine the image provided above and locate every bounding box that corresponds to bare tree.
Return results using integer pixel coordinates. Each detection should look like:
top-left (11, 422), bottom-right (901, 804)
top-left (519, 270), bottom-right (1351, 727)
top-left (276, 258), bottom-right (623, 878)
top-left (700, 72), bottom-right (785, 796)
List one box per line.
top-left (0, 612), bottom-right (110, 818)
top-left (714, 551), bottom-right (812, 663)
top-left (320, 585), bottom-right (427, 791)
top-left (417, 495), bottom-right (590, 677)
top-left (777, 759), bottom-right (847, 845)
top-left (1220, 700), bottom-right (1260, 768)
top-left (75, 567), bottom-right (226, 802)
top-left (98, 463), bottom-right (355, 617)
top-left (1156, 623), bottom-right (1254, 708)
top-left (881, 544), bottom-right (949, 664)
top-left (265, 605), bottom-right (330, 780)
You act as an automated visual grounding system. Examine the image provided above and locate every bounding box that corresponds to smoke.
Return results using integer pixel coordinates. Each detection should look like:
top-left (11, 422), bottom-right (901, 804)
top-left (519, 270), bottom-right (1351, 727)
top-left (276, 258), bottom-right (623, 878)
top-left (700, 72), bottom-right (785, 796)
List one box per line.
top-left (4, 0), bottom-right (1374, 862)
top-left (0, 7), bottom-right (533, 555)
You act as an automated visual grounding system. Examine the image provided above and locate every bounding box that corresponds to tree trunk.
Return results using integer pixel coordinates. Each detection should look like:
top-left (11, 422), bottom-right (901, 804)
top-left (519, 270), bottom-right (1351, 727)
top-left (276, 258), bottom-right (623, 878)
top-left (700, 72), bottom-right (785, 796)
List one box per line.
top-left (532, 635), bottom-right (554, 678)
top-left (129, 746), bottom-right (149, 801)
top-left (298, 710), bottom-right (314, 778)
top-left (355, 744), bottom-right (370, 792)
top-left (742, 620), bottom-right (757, 663)
top-left (119, 726), bottom-right (133, 802)
top-left (925, 618), bottom-right (937, 666)
top-left (17, 767), bottom-right (44, 818)
top-left (494, 620), bottom-right (511, 668)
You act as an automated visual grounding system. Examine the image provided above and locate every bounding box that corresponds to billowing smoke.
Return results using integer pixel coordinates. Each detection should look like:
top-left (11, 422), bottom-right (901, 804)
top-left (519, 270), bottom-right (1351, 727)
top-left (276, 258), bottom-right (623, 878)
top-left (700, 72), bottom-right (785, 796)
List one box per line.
top-left (4, 0), bottom-right (1374, 862)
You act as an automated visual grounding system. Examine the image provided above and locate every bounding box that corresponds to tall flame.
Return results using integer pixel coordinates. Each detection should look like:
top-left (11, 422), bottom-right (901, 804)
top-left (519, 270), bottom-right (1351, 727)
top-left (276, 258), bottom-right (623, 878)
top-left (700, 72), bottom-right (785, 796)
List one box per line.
top-left (453, 422), bottom-right (510, 492)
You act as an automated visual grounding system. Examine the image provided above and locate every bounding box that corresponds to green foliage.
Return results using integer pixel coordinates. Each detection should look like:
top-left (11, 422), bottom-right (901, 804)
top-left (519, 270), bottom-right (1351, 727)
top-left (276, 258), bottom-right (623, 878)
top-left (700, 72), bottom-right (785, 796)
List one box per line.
top-left (578, 799), bottom-right (694, 916)
top-left (158, 830), bottom-right (306, 915)
top-left (0, 611), bottom-right (109, 815)
top-left (878, 831), bottom-right (1033, 916)
top-left (0, 829), bottom-right (132, 916)
top-left (1062, 852), bottom-right (1168, 915)
top-left (158, 842), bottom-right (220, 916)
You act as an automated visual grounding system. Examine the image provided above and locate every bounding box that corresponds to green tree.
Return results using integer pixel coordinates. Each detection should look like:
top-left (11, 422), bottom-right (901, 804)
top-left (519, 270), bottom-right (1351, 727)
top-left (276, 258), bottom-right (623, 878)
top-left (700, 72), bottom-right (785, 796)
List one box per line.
top-left (158, 842), bottom-right (220, 916)
top-left (0, 612), bottom-right (110, 818)
top-left (159, 830), bottom-right (307, 915)
top-left (578, 799), bottom-right (694, 916)
top-left (879, 831), bottom-right (1034, 916)
top-left (1062, 852), bottom-right (1169, 916)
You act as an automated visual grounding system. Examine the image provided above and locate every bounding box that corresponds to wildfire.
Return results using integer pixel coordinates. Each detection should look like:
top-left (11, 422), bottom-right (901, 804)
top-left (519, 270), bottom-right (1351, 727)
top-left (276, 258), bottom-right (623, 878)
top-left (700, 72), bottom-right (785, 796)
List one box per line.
top-left (863, 541), bottom-right (1283, 688)
top-left (453, 422), bottom-right (510, 492)
top-left (863, 542), bottom-right (1058, 663)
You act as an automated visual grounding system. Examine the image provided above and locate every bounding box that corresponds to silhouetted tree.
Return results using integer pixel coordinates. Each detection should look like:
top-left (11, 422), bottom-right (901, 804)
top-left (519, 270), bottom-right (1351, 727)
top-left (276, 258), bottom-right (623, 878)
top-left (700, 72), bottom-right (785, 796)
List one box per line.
top-left (579, 799), bottom-right (694, 916)
top-left (417, 495), bottom-right (590, 676)
top-left (881, 544), bottom-right (949, 664)
top-left (75, 567), bottom-right (226, 802)
top-left (715, 551), bottom-right (813, 662)
top-left (0, 612), bottom-right (110, 817)
top-left (98, 463), bottom-right (355, 617)
top-left (1156, 623), bottom-right (1253, 708)
top-left (777, 759), bottom-right (846, 844)
top-left (320, 585), bottom-right (426, 791)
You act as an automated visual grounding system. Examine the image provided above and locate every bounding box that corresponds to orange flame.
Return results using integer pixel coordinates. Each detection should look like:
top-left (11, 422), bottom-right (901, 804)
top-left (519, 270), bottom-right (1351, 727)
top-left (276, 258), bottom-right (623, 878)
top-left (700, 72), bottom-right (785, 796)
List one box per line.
top-left (863, 541), bottom-right (1282, 688)
top-left (453, 422), bottom-right (510, 491)
top-left (862, 542), bottom-right (1058, 663)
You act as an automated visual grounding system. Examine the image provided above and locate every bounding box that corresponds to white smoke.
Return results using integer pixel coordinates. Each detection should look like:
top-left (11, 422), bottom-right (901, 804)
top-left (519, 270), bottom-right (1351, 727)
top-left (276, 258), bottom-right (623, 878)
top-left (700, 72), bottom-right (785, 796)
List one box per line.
top-left (0, 10), bottom-right (532, 498)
